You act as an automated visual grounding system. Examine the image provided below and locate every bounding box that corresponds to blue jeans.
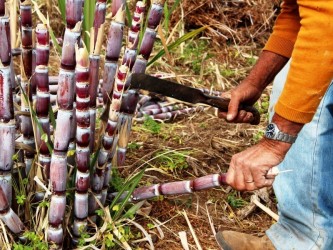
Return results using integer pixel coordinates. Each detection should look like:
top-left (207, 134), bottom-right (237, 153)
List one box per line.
top-left (266, 60), bottom-right (333, 249)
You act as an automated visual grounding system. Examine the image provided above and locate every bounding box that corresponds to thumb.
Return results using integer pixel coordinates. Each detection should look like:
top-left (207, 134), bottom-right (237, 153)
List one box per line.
top-left (227, 97), bottom-right (240, 121)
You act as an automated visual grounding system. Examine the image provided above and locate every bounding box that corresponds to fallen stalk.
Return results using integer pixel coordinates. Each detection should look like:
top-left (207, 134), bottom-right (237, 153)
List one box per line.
top-left (109, 167), bottom-right (280, 202)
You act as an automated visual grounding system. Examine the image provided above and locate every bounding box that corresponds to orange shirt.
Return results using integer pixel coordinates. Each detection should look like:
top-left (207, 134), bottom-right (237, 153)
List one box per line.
top-left (264, 0), bottom-right (333, 123)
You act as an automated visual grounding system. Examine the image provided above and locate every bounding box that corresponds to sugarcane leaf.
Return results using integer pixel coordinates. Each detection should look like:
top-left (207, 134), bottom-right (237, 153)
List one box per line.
top-left (57, 0), bottom-right (66, 23)
top-left (48, 104), bottom-right (56, 130)
top-left (164, 0), bottom-right (181, 33)
top-left (19, 84), bottom-right (54, 154)
top-left (90, 148), bottom-right (100, 171)
top-left (163, 2), bottom-right (170, 32)
top-left (121, 200), bottom-right (145, 219)
top-left (83, 0), bottom-right (96, 52)
top-left (32, 0), bottom-right (62, 54)
top-left (148, 26), bottom-right (208, 66)
top-left (125, 1), bottom-right (132, 27)
top-left (110, 168), bottom-right (146, 220)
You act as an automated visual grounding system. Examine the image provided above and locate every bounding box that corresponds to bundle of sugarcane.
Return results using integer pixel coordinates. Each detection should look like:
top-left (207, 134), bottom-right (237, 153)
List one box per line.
top-left (88, 0), bottom-right (126, 218)
top-left (47, 0), bottom-right (83, 246)
top-left (73, 47), bottom-right (90, 240)
top-left (116, 0), bottom-right (166, 167)
top-left (35, 24), bottom-right (50, 180)
top-left (19, 0), bottom-right (34, 175)
top-left (0, 4), bottom-right (25, 238)
top-left (0, 4), bottom-right (15, 209)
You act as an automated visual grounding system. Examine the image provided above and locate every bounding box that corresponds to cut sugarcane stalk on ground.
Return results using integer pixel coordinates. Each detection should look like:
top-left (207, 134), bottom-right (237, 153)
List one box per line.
top-left (109, 167), bottom-right (281, 202)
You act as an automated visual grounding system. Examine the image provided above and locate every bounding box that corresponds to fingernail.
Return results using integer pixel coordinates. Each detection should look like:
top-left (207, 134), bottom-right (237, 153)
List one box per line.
top-left (227, 114), bottom-right (233, 121)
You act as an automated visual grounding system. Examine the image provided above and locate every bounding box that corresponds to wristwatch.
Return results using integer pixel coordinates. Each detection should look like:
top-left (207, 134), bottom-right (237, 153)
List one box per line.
top-left (264, 122), bottom-right (297, 144)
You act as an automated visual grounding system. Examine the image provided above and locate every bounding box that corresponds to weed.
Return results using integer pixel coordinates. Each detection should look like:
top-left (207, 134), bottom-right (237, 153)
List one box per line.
top-left (227, 192), bottom-right (247, 208)
top-left (13, 231), bottom-right (48, 250)
top-left (111, 168), bottom-right (126, 192)
top-left (153, 150), bottom-right (191, 172)
top-left (253, 130), bottom-right (265, 143)
top-left (182, 39), bottom-right (214, 74)
top-left (127, 142), bottom-right (141, 150)
top-left (143, 115), bottom-right (162, 134)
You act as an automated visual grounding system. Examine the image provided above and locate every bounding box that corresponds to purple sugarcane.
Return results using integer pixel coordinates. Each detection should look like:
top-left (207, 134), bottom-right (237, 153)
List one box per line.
top-left (88, 0), bottom-right (107, 152)
top-left (135, 106), bottom-right (205, 122)
top-left (136, 104), bottom-right (184, 118)
top-left (0, 11), bottom-right (15, 207)
top-left (101, 0), bottom-right (125, 105)
top-left (90, 65), bottom-right (129, 218)
top-left (35, 24), bottom-right (50, 179)
top-left (0, 0), bottom-right (4, 16)
top-left (47, 0), bottom-right (83, 246)
top-left (0, 185), bottom-right (25, 235)
top-left (73, 47), bottom-right (90, 239)
top-left (109, 173), bottom-right (227, 202)
top-left (115, 0), bottom-right (165, 167)
top-left (19, 0), bottom-right (34, 175)
top-left (88, 0), bottom-right (125, 217)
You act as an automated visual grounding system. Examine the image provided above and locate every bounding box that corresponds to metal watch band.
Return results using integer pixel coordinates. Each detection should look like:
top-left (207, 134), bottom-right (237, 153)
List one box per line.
top-left (276, 131), bottom-right (297, 144)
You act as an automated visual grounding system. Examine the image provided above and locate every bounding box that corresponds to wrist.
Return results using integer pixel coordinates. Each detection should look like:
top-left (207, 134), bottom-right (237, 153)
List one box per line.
top-left (261, 137), bottom-right (292, 156)
top-left (271, 113), bottom-right (304, 136)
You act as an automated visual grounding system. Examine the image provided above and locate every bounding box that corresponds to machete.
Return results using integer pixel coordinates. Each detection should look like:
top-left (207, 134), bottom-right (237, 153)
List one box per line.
top-left (130, 73), bottom-right (260, 125)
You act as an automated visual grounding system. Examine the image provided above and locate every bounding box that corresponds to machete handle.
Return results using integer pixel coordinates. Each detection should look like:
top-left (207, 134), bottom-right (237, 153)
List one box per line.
top-left (203, 95), bottom-right (261, 125)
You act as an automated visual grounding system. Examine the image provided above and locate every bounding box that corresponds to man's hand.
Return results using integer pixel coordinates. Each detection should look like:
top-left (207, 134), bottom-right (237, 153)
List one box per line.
top-left (226, 137), bottom-right (291, 191)
top-left (226, 113), bottom-right (304, 191)
top-left (218, 51), bottom-right (289, 124)
top-left (218, 83), bottom-right (263, 124)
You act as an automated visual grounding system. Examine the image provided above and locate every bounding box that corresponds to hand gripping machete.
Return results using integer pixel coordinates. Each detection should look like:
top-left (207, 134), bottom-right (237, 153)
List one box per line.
top-left (130, 73), bottom-right (260, 125)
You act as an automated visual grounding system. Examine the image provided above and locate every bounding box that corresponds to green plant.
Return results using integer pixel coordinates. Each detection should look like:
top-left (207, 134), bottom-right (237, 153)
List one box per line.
top-left (13, 231), bottom-right (48, 250)
top-left (182, 39), bottom-right (214, 74)
top-left (153, 150), bottom-right (190, 172)
top-left (143, 115), bottom-right (162, 134)
top-left (227, 192), bottom-right (247, 208)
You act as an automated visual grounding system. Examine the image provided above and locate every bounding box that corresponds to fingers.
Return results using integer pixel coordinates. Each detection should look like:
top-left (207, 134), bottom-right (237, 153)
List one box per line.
top-left (226, 157), bottom-right (276, 191)
top-left (218, 109), bottom-right (254, 124)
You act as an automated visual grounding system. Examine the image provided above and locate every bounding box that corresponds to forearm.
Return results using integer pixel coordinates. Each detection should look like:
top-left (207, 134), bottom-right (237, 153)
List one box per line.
top-left (243, 51), bottom-right (289, 91)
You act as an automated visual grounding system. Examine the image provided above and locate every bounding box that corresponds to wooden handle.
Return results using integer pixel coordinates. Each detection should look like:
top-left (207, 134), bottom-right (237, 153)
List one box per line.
top-left (203, 95), bottom-right (261, 125)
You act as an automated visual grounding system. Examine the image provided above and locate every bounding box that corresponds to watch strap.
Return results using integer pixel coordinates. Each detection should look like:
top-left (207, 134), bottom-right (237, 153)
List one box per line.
top-left (276, 131), bottom-right (297, 143)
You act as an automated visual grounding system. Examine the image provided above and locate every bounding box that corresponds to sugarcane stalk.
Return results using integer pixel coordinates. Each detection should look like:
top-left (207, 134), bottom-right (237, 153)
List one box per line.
top-left (136, 106), bottom-right (205, 122)
top-left (136, 104), bottom-right (184, 118)
top-left (19, 0), bottom-right (35, 175)
top-left (88, 1), bottom-right (106, 152)
top-left (0, 67), bottom-right (15, 206)
top-left (115, 0), bottom-right (165, 167)
top-left (0, 0), bottom-right (4, 17)
top-left (47, 0), bottom-right (83, 246)
top-left (90, 64), bottom-right (129, 218)
top-left (72, 47), bottom-right (90, 239)
top-left (92, 0), bottom-right (106, 47)
top-left (35, 24), bottom-right (50, 180)
top-left (117, 90), bottom-right (140, 166)
top-left (0, 185), bottom-right (25, 235)
top-left (101, 0), bottom-right (125, 104)
top-left (109, 173), bottom-right (228, 202)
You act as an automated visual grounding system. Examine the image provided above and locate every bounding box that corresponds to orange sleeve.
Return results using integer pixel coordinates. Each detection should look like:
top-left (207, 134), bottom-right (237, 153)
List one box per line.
top-left (265, 0), bottom-right (333, 123)
top-left (264, 0), bottom-right (301, 58)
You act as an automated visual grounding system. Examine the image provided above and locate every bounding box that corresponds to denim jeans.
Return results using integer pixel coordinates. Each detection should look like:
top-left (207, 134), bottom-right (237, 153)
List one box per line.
top-left (266, 60), bottom-right (333, 249)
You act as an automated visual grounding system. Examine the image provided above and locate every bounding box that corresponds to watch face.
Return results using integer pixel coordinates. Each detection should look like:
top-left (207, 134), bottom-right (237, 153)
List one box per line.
top-left (265, 123), bottom-right (276, 138)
